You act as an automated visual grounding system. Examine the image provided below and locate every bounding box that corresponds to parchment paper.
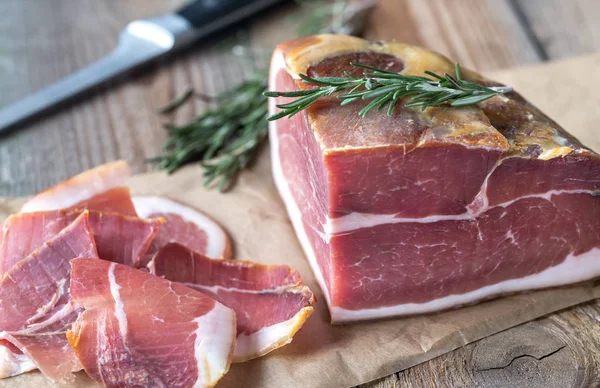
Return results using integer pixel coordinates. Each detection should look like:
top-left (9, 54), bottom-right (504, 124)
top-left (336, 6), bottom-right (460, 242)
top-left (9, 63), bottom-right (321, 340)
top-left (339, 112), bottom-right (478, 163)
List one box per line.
top-left (1, 54), bottom-right (600, 388)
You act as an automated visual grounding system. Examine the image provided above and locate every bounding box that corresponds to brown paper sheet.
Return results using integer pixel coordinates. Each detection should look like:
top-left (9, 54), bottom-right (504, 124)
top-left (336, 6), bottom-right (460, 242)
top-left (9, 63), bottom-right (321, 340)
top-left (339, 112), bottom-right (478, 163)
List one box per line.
top-left (1, 54), bottom-right (600, 388)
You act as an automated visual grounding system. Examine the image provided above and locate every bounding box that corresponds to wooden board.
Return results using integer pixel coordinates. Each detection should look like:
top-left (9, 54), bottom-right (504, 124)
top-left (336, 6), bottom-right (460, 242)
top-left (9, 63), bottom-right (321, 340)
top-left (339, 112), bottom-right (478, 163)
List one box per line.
top-left (1, 1), bottom-right (600, 386)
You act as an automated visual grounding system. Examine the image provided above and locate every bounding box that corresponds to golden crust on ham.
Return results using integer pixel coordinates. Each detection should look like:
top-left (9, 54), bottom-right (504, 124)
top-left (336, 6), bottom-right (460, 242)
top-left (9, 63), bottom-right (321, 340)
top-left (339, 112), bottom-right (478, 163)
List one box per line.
top-left (272, 34), bottom-right (592, 158)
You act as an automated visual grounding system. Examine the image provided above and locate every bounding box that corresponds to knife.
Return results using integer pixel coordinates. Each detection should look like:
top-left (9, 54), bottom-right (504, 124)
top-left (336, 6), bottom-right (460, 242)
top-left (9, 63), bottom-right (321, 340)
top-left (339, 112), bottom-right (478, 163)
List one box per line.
top-left (0, 0), bottom-right (283, 133)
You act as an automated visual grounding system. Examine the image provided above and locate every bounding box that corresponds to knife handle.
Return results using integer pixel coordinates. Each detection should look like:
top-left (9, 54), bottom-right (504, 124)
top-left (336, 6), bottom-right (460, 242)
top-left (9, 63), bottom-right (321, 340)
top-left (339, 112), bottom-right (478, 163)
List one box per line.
top-left (177, 0), bottom-right (283, 30)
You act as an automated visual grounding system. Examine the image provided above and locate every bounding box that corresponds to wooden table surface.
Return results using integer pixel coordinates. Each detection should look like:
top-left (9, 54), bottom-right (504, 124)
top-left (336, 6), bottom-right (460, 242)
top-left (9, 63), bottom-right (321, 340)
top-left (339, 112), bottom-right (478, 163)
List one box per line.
top-left (2, 0), bottom-right (600, 387)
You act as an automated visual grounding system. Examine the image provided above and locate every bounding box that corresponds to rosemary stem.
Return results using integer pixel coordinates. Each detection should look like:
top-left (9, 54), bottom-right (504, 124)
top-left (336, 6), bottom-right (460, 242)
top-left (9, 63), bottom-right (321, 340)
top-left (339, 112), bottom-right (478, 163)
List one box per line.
top-left (265, 63), bottom-right (513, 120)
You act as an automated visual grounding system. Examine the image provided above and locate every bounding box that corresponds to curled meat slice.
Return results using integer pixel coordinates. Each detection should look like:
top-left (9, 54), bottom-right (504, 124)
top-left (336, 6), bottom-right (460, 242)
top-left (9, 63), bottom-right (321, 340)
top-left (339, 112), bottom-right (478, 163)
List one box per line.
top-left (149, 242), bottom-right (315, 362)
top-left (68, 259), bottom-right (236, 388)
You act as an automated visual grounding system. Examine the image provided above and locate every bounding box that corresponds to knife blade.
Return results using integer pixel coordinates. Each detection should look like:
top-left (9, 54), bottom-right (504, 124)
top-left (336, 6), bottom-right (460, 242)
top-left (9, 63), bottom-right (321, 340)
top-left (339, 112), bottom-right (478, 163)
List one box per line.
top-left (0, 0), bottom-right (283, 133)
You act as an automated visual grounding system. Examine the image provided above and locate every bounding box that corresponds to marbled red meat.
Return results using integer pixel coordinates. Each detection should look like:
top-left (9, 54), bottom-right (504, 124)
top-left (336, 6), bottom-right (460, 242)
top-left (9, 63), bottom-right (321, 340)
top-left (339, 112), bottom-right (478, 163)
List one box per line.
top-left (0, 210), bottom-right (162, 273)
top-left (68, 259), bottom-right (236, 388)
top-left (149, 243), bottom-right (315, 362)
top-left (268, 35), bottom-right (600, 322)
top-left (0, 213), bottom-right (98, 380)
top-left (132, 196), bottom-right (231, 263)
top-left (0, 161), bottom-right (141, 379)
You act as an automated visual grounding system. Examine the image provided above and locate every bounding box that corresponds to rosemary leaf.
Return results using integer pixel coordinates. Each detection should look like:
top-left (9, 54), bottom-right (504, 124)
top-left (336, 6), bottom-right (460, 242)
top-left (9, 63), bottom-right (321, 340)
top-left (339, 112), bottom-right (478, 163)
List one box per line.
top-left (265, 63), bottom-right (512, 119)
top-left (158, 88), bottom-right (195, 114)
top-left (149, 0), bottom-right (360, 190)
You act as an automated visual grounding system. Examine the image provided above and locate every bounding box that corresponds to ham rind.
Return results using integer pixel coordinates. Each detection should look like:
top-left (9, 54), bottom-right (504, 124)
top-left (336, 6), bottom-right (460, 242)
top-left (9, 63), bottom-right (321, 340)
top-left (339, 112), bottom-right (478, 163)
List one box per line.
top-left (149, 242), bottom-right (315, 362)
top-left (68, 259), bottom-right (236, 388)
top-left (269, 35), bottom-right (600, 323)
top-left (0, 212), bottom-right (98, 380)
top-left (132, 195), bottom-right (231, 260)
top-left (20, 160), bottom-right (132, 214)
top-left (0, 210), bottom-right (162, 273)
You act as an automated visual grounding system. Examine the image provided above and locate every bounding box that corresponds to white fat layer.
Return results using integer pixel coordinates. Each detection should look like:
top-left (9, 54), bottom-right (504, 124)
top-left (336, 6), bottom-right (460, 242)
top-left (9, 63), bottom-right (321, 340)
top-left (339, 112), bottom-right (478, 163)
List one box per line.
top-left (326, 189), bottom-right (597, 234)
top-left (327, 212), bottom-right (472, 234)
top-left (21, 161), bottom-right (130, 213)
top-left (182, 282), bottom-right (306, 296)
top-left (268, 51), bottom-right (332, 310)
top-left (233, 307), bottom-right (311, 362)
top-left (18, 302), bottom-right (75, 335)
top-left (0, 343), bottom-right (36, 379)
top-left (108, 263), bottom-right (129, 349)
top-left (192, 302), bottom-right (236, 388)
top-left (490, 189), bottom-right (593, 209)
top-left (26, 278), bottom-right (67, 325)
top-left (132, 196), bottom-right (227, 259)
top-left (330, 247), bottom-right (600, 323)
top-left (0, 345), bottom-right (36, 378)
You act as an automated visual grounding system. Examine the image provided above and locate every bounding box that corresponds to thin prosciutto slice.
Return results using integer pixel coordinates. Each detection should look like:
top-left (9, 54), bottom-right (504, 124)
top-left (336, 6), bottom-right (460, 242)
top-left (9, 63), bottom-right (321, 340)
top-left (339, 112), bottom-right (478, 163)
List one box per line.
top-left (0, 212), bottom-right (98, 380)
top-left (133, 196), bottom-right (231, 260)
top-left (0, 163), bottom-right (149, 376)
top-left (70, 186), bottom-right (137, 216)
top-left (0, 210), bottom-right (162, 273)
top-left (20, 160), bottom-right (135, 215)
top-left (68, 259), bottom-right (236, 388)
top-left (149, 242), bottom-right (315, 362)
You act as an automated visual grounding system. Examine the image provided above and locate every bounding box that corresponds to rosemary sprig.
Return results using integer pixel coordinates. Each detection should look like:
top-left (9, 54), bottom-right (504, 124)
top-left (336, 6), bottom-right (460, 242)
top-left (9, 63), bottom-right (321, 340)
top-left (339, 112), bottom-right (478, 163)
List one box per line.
top-left (265, 63), bottom-right (512, 120)
top-left (151, 0), bottom-right (350, 191)
top-left (149, 75), bottom-right (268, 191)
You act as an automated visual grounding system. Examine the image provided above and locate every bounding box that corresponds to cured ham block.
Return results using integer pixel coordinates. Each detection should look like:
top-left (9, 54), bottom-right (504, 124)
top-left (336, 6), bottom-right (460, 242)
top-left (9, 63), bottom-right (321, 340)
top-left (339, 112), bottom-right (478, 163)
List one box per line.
top-left (0, 212), bottom-right (98, 380)
top-left (133, 195), bottom-right (231, 260)
top-left (68, 259), bottom-right (236, 388)
top-left (149, 243), bottom-right (315, 362)
top-left (268, 35), bottom-right (600, 322)
top-left (0, 210), bottom-right (162, 273)
top-left (21, 160), bottom-right (136, 216)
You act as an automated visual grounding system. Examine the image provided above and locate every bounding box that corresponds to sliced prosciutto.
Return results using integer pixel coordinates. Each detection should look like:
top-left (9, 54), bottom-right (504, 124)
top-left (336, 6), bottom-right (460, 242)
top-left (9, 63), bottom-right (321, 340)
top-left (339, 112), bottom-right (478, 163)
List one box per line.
top-left (70, 186), bottom-right (137, 216)
top-left (0, 212), bottom-right (98, 380)
top-left (149, 242), bottom-right (315, 362)
top-left (0, 210), bottom-right (162, 273)
top-left (269, 35), bottom-right (600, 323)
top-left (21, 160), bottom-right (135, 215)
top-left (133, 195), bottom-right (231, 260)
top-left (68, 259), bottom-right (236, 388)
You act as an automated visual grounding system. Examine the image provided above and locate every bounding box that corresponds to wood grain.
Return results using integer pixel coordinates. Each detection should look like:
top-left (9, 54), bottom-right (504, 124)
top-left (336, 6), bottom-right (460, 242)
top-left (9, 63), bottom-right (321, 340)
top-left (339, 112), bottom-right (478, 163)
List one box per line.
top-left (1, 1), bottom-right (600, 387)
top-left (514, 0), bottom-right (600, 60)
top-left (0, 0), bottom-right (182, 196)
top-left (364, 0), bottom-right (542, 70)
top-left (365, 300), bottom-right (600, 388)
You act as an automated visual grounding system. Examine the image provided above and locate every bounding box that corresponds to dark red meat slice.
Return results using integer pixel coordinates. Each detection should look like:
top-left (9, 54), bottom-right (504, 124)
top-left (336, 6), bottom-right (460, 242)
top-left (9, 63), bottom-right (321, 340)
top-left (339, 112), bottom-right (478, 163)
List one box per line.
top-left (149, 242), bottom-right (315, 362)
top-left (0, 210), bottom-right (162, 273)
top-left (68, 259), bottom-right (236, 388)
top-left (0, 212), bottom-right (98, 380)
top-left (70, 186), bottom-right (137, 216)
